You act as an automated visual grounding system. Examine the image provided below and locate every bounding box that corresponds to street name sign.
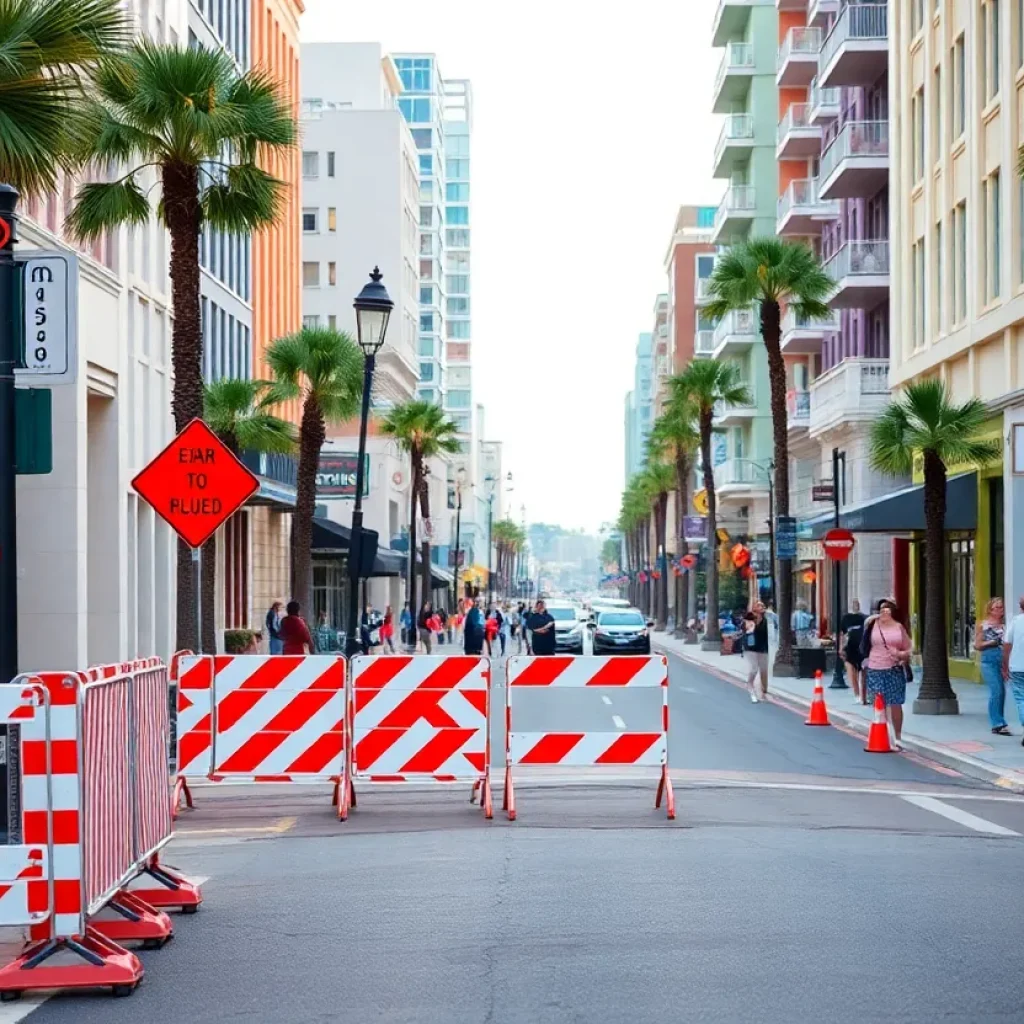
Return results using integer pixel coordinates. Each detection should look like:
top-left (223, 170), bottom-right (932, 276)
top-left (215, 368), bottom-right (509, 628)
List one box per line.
top-left (131, 418), bottom-right (259, 549)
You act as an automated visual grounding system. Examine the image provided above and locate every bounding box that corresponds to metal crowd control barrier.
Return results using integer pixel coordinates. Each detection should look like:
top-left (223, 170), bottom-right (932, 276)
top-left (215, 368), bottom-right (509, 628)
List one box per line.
top-left (0, 659), bottom-right (202, 1000)
top-left (503, 655), bottom-right (674, 820)
top-left (174, 654), bottom-right (346, 814)
top-left (339, 655), bottom-right (491, 820)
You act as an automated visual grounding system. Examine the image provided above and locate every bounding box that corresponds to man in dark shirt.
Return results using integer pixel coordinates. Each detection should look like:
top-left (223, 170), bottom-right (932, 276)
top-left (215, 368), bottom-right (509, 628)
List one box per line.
top-left (840, 598), bottom-right (867, 701)
top-left (526, 600), bottom-right (556, 656)
top-left (743, 601), bottom-right (770, 702)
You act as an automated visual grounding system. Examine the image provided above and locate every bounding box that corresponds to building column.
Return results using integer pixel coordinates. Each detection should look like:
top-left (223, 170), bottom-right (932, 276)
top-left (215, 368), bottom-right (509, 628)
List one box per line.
top-left (1005, 407), bottom-right (1024, 609)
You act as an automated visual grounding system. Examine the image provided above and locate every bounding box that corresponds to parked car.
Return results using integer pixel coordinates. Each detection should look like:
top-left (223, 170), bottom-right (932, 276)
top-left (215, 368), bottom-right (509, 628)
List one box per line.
top-left (547, 602), bottom-right (585, 653)
top-left (590, 608), bottom-right (652, 656)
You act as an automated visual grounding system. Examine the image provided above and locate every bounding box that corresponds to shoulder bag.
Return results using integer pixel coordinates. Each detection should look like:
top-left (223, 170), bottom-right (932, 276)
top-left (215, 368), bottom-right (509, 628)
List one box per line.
top-left (879, 625), bottom-right (913, 682)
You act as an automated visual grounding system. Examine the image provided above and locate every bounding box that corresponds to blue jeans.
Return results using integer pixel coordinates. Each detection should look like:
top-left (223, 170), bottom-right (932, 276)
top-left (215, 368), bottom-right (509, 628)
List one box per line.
top-left (1011, 673), bottom-right (1024, 727)
top-left (980, 648), bottom-right (1007, 729)
top-left (269, 636), bottom-right (283, 655)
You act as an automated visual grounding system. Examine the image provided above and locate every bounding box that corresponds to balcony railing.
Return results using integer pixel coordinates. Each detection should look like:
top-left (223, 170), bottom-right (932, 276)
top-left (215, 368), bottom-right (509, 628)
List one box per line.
top-left (777, 103), bottom-right (813, 146)
top-left (820, 3), bottom-right (888, 78)
top-left (782, 307), bottom-right (840, 336)
top-left (714, 41), bottom-right (755, 97)
top-left (778, 27), bottom-right (822, 70)
top-left (824, 240), bottom-right (890, 281)
top-left (777, 177), bottom-right (841, 223)
top-left (695, 277), bottom-right (714, 302)
top-left (714, 185), bottom-right (756, 231)
top-left (715, 457), bottom-right (767, 488)
top-left (787, 389), bottom-right (811, 425)
top-left (713, 307), bottom-right (757, 347)
top-left (695, 329), bottom-right (716, 355)
top-left (714, 113), bottom-right (754, 167)
top-left (809, 358), bottom-right (890, 434)
top-left (820, 120), bottom-right (889, 183)
top-left (809, 78), bottom-right (841, 120)
top-left (713, 395), bottom-right (758, 420)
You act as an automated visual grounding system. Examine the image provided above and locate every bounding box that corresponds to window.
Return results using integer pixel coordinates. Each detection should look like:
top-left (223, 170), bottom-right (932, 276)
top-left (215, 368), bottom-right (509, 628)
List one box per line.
top-left (447, 253), bottom-right (470, 273)
top-left (420, 312), bottom-right (435, 332)
top-left (986, 170), bottom-right (1001, 300)
top-left (446, 183), bottom-right (469, 201)
top-left (418, 336), bottom-right (434, 357)
top-left (420, 285), bottom-right (436, 305)
top-left (327, 151), bottom-right (335, 177)
top-left (303, 315), bottom-right (320, 329)
top-left (419, 206), bottom-right (433, 227)
top-left (328, 261), bottom-right (336, 286)
top-left (447, 320), bottom-right (471, 339)
top-left (934, 221), bottom-right (944, 334)
top-left (395, 57), bottom-right (432, 92)
top-left (446, 206), bottom-right (469, 225)
top-left (447, 297), bottom-right (469, 315)
top-left (328, 208), bottom-right (336, 232)
top-left (912, 238), bottom-right (925, 348)
top-left (447, 135), bottom-right (469, 157)
top-left (446, 274), bottom-right (469, 294)
top-left (302, 151), bottom-right (319, 179)
top-left (446, 389), bottom-right (471, 409)
top-left (953, 35), bottom-right (966, 136)
top-left (447, 229), bottom-right (470, 247)
top-left (696, 254), bottom-right (715, 279)
top-left (328, 315), bottom-right (337, 330)
top-left (982, 0), bottom-right (1000, 101)
top-left (932, 65), bottom-right (942, 161)
top-left (302, 208), bottom-right (317, 233)
top-left (954, 200), bottom-right (967, 322)
top-left (911, 0), bottom-right (924, 33)
top-left (418, 388), bottom-right (436, 403)
top-left (410, 128), bottom-right (432, 149)
top-left (446, 158), bottom-right (469, 179)
top-left (912, 88), bottom-right (924, 181)
top-left (419, 154), bottom-right (433, 175)
top-left (302, 261), bottom-right (320, 287)
top-left (419, 361), bottom-right (435, 382)
top-left (1019, 177), bottom-right (1024, 285)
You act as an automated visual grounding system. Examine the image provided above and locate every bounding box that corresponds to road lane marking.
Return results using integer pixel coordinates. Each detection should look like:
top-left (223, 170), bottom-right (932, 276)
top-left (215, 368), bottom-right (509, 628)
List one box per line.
top-left (179, 816), bottom-right (297, 837)
top-left (612, 715), bottom-right (626, 730)
top-left (901, 795), bottom-right (1021, 835)
top-left (601, 696), bottom-right (612, 705)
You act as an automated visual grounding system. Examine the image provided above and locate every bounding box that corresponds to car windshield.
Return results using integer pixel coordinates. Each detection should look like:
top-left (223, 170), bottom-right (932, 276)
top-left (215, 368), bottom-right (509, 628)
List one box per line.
top-left (598, 613), bottom-right (645, 626)
top-left (547, 607), bottom-right (576, 621)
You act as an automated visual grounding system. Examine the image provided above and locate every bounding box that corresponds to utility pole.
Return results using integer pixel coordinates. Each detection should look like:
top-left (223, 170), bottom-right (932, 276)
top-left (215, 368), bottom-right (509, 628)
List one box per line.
top-left (830, 446), bottom-right (848, 688)
top-left (767, 460), bottom-right (777, 610)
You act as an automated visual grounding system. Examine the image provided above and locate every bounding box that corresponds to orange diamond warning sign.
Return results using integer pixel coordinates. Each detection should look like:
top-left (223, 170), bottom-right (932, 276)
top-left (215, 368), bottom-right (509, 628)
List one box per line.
top-left (131, 418), bottom-right (259, 549)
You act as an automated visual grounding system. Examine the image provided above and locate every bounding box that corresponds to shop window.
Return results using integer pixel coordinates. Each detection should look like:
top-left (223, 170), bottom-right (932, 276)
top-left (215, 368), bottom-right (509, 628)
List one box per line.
top-left (989, 478), bottom-right (1004, 601)
top-left (947, 536), bottom-right (975, 659)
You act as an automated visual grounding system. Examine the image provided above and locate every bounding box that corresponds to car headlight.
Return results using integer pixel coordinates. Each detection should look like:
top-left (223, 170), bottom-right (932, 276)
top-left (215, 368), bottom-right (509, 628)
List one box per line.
top-left (594, 630), bottom-right (610, 639)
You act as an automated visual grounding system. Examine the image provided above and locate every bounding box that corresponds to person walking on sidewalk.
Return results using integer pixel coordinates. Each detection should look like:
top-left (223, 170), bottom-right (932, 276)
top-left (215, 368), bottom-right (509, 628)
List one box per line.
top-left (380, 605), bottom-right (396, 654)
top-left (742, 601), bottom-right (770, 703)
top-left (1000, 596), bottom-right (1024, 744)
top-left (265, 600), bottom-right (284, 655)
top-left (526, 600), bottom-right (556, 657)
top-left (417, 601), bottom-right (434, 654)
top-left (464, 598), bottom-right (485, 656)
top-left (279, 601), bottom-right (313, 655)
top-left (399, 602), bottom-right (413, 647)
top-left (840, 598), bottom-right (867, 702)
top-left (862, 599), bottom-right (911, 748)
top-left (976, 598), bottom-right (1010, 735)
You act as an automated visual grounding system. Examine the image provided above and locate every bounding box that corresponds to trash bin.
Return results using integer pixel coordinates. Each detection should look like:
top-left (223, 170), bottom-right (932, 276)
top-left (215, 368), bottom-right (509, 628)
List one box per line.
top-left (794, 646), bottom-right (827, 679)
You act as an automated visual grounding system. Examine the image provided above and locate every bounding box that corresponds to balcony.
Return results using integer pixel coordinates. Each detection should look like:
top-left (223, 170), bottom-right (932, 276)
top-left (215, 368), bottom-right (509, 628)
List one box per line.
top-left (808, 78), bottom-right (841, 122)
top-left (809, 358), bottom-right (890, 438)
top-left (780, 308), bottom-right (840, 354)
top-left (712, 42), bottom-right (755, 113)
top-left (776, 104), bottom-right (822, 160)
top-left (777, 178), bottom-right (841, 236)
top-left (715, 457), bottom-right (770, 498)
top-left (714, 113), bottom-right (755, 177)
top-left (712, 185), bottom-right (756, 243)
top-left (712, 308), bottom-right (758, 358)
top-left (808, 0), bottom-right (839, 25)
top-left (713, 394), bottom-right (758, 427)
top-left (695, 276), bottom-right (715, 304)
top-left (786, 389), bottom-right (811, 433)
top-left (777, 27), bottom-right (822, 87)
top-left (713, 0), bottom-right (774, 47)
top-left (819, 120), bottom-right (889, 199)
top-left (695, 329), bottom-right (716, 356)
top-left (824, 240), bottom-right (889, 309)
top-left (819, 3), bottom-right (888, 88)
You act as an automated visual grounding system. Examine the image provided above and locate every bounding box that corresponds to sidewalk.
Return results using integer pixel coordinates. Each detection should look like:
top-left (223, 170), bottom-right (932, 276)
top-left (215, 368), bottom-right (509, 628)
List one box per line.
top-left (653, 631), bottom-right (1024, 792)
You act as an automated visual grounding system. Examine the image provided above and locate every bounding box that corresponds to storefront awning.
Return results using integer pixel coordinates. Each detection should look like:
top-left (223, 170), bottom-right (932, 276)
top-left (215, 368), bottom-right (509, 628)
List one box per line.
top-left (798, 472), bottom-right (978, 539)
top-left (311, 518), bottom-right (406, 576)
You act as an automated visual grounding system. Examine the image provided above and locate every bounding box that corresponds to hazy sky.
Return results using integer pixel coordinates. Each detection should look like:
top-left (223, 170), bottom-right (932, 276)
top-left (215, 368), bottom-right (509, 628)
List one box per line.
top-left (302, 0), bottom-right (721, 532)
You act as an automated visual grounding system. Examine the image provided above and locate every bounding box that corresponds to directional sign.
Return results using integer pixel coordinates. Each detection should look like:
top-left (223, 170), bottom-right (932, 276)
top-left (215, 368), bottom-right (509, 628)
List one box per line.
top-left (822, 528), bottom-right (855, 562)
top-left (131, 418), bottom-right (259, 549)
top-left (776, 515), bottom-right (797, 561)
top-left (14, 251), bottom-right (79, 385)
top-left (692, 489), bottom-right (709, 515)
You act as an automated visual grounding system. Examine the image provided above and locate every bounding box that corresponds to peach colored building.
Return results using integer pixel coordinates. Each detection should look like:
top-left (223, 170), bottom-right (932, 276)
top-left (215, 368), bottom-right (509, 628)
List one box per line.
top-left (664, 204), bottom-right (717, 380)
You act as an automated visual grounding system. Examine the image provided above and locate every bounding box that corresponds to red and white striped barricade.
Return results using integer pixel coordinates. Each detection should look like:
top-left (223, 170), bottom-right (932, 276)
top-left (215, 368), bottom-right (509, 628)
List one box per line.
top-left (0, 660), bottom-right (199, 999)
top-left (174, 654), bottom-right (346, 812)
top-left (503, 655), bottom-right (674, 821)
top-left (339, 655), bottom-right (491, 820)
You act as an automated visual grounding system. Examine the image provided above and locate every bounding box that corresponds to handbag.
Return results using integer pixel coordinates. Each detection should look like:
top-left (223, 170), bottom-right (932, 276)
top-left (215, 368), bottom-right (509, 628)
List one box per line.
top-left (879, 625), bottom-right (913, 681)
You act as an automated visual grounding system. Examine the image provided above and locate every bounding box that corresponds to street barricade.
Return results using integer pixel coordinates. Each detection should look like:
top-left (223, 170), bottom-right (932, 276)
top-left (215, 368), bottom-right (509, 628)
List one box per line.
top-left (340, 655), bottom-right (492, 820)
top-left (0, 659), bottom-right (202, 1000)
top-left (174, 654), bottom-right (346, 813)
top-left (503, 655), bottom-right (674, 820)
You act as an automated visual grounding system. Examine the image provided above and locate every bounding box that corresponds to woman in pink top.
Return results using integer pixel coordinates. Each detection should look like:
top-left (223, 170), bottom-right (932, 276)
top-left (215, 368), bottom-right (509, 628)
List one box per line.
top-left (863, 598), bottom-right (912, 745)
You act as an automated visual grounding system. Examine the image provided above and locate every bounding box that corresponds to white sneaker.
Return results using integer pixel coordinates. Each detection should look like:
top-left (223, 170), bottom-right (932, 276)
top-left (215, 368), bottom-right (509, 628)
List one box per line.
top-left (750, 691), bottom-right (759, 703)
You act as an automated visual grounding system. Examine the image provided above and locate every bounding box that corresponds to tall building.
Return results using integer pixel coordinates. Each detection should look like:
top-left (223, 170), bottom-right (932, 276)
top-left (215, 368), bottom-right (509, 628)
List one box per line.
top-left (624, 333), bottom-right (654, 484)
top-left (890, 0), bottom-right (1021, 679)
top-left (709, 0), bottom-right (775, 545)
top-left (665, 204), bottom-right (717, 373)
top-left (651, 294), bottom-right (671, 417)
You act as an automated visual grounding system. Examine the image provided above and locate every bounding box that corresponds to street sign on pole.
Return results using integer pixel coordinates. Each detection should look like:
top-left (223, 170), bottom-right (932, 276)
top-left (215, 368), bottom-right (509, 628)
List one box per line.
top-left (682, 515), bottom-right (706, 544)
top-left (776, 516), bottom-right (797, 561)
top-left (822, 528), bottom-right (855, 561)
top-left (131, 418), bottom-right (259, 549)
top-left (811, 483), bottom-right (835, 502)
top-left (14, 251), bottom-right (79, 385)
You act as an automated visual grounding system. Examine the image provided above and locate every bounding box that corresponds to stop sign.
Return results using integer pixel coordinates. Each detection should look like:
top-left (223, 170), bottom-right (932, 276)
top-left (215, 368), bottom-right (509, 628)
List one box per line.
top-left (823, 528), bottom-right (855, 561)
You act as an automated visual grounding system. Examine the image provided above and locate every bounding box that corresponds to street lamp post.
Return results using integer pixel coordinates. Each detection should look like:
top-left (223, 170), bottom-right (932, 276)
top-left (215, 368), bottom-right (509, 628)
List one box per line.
top-left (485, 471), bottom-right (512, 606)
top-left (452, 467), bottom-right (466, 611)
top-left (719, 458), bottom-right (776, 608)
top-left (344, 267), bottom-right (393, 659)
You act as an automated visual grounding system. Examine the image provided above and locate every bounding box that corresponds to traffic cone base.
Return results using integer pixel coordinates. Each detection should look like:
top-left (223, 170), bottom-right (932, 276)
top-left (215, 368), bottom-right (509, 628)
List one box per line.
top-left (864, 693), bottom-right (893, 753)
top-left (805, 671), bottom-right (831, 727)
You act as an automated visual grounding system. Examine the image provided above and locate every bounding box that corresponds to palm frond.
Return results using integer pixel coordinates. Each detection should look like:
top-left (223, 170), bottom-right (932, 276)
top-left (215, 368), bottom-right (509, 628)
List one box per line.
top-left (65, 178), bottom-right (150, 241)
top-left (203, 162), bottom-right (287, 232)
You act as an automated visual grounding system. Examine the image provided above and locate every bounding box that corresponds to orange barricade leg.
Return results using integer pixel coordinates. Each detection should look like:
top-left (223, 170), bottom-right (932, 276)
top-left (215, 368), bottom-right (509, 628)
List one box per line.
top-left (503, 764), bottom-right (516, 821)
top-left (131, 856), bottom-right (203, 913)
top-left (0, 929), bottom-right (142, 1000)
top-left (91, 891), bottom-right (173, 949)
top-left (655, 766), bottom-right (676, 820)
top-left (172, 775), bottom-right (194, 819)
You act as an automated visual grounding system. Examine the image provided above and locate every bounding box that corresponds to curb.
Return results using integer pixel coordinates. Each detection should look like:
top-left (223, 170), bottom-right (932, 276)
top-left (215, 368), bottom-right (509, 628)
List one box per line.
top-left (655, 643), bottom-right (1024, 795)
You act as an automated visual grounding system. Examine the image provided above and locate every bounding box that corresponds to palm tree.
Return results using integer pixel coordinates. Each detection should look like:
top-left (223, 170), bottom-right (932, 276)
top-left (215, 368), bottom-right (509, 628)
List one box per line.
top-left (704, 238), bottom-right (833, 668)
top-left (671, 360), bottom-right (753, 646)
top-left (649, 398), bottom-right (700, 635)
top-left (0, 0), bottom-right (131, 195)
top-left (380, 401), bottom-right (461, 622)
top-left (265, 328), bottom-right (364, 617)
top-left (65, 41), bottom-right (296, 650)
top-left (617, 480), bottom-right (645, 610)
top-left (869, 380), bottom-right (1000, 712)
top-left (491, 519), bottom-right (524, 598)
top-left (640, 459), bottom-right (675, 632)
top-left (201, 378), bottom-right (296, 652)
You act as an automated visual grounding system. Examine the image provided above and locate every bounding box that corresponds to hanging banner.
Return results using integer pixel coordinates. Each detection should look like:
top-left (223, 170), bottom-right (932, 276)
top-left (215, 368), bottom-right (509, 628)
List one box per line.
top-left (682, 515), bottom-right (707, 543)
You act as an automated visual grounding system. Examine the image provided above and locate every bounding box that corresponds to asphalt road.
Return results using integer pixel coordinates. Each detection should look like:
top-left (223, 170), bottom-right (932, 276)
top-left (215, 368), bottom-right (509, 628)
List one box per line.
top-left (13, 650), bottom-right (1024, 1024)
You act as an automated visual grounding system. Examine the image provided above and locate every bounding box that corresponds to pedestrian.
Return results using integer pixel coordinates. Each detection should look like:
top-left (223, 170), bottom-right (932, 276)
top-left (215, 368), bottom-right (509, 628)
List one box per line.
top-left (526, 599), bottom-right (556, 656)
top-left (742, 601), bottom-right (770, 703)
top-left (464, 598), bottom-right (485, 655)
top-left (380, 605), bottom-right (396, 654)
top-left (484, 608), bottom-right (499, 656)
top-left (314, 609), bottom-right (338, 653)
top-left (975, 597), bottom-right (1009, 735)
top-left (840, 598), bottom-right (867, 702)
top-left (437, 606), bottom-right (448, 646)
top-left (279, 600), bottom-right (313, 655)
top-left (763, 603), bottom-right (780, 647)
top-left (861, 598), bottom-right (912, 747)
top-left (792, 601), bottom-right (813, 647)
top-left (1000, 596), bottom-right (1024, 744)
top-left (265, 600), bottom-right (284, 655)
top-left (417, 600), bottom-right (434, 654)
top-left (399, 602), bottom-right (413, 647)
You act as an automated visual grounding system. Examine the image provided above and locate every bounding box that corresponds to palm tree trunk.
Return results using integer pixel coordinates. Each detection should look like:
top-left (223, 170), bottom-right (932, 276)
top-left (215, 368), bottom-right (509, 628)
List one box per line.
top-left (655, 492), bottom-right (669, 632)
top-left (163, 163), bottom-right (204, 653)
top-left (418, 473), bottom-right (432, 615)
top-left (701, 409), bottom-right (721, 645)
top-left (761, 299), bottom-right (794, 671)
top-left (291, 396), bottom-right (324, 618)
top-left (674, 449), bottom-right (690, 637)
top-left (917, 451), bottom-right (957, 711)
top-left (200, 533), bottom-right (217, 654)
top-left (406, 460), bottom-right (420, 643)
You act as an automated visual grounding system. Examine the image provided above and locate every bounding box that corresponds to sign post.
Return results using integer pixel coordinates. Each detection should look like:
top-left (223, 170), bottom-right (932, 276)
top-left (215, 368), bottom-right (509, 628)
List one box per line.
top-left (131, 418), bottom-right (259, 652)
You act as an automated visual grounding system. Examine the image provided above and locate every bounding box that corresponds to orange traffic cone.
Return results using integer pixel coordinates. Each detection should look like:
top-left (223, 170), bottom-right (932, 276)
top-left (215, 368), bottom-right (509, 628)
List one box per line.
top-left (864, 693), bottom-right (893, 753)
top-left (805, 671), bottom-right (830, 726)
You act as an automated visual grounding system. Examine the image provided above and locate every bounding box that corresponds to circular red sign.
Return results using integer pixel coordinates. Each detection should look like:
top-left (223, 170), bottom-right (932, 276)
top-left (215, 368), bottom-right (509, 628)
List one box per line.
top-left (681, 553), bottom-right (697, 569)
top-left (823, 528), bottom-right (855, 561)
top-left (0, 217), bottom-right (10, 250)
top-left (731, 544), bottom-right (750, 568)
